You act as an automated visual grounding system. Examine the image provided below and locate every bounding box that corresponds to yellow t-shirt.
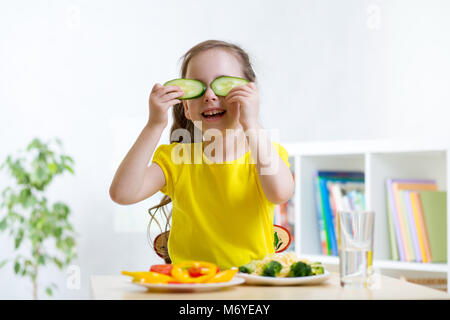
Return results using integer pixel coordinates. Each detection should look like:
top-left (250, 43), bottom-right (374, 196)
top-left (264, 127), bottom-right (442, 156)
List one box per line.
top-left (151, 141), bottom-right (290, 269)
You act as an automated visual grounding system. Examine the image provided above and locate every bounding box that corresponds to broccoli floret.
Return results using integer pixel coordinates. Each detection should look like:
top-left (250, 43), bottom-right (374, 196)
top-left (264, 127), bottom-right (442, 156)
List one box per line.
top-left (288, 261), bottom-right (312, 277)
top-left (261, 261), bottom-right (283, 277)
top-left (238, 263), bottom-right (254, 274)
top-left (311, 262), bottom-right (324, 275)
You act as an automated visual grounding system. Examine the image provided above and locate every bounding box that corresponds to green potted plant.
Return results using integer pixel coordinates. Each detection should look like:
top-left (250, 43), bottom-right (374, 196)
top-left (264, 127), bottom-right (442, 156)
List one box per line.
top-left (0, 138), bottom-right (77, 299)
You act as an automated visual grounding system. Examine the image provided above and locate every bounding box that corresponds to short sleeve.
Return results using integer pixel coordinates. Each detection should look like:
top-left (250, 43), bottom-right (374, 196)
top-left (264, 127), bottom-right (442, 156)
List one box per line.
top-left (272, 142), bottom-right (290, 169)
top-left (254, 142), bottom-right (292, 205)
top-left (152, 143), bottom-right (176, 197)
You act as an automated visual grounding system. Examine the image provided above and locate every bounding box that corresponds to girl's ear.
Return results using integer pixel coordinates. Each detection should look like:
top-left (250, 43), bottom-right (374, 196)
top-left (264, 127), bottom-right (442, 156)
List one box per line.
top-left (183, 101), bottom-right (191, 120)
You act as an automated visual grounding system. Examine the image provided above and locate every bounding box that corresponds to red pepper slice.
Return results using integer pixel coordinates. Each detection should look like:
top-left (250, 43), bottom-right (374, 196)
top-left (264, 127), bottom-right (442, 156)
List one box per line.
top-left (188, 266), bottom-right (203, 278)
top-left (150, 264), bottom-right (173, 276)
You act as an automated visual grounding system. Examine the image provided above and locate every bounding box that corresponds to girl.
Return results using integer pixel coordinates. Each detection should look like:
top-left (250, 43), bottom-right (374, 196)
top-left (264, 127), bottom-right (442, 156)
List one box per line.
top-left (109, 40), bottom-right (295, 270)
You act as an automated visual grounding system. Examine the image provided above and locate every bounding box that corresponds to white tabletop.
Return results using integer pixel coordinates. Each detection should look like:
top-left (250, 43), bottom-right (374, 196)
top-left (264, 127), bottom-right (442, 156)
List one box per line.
top-left (90, 272), bottom-right (450, 300)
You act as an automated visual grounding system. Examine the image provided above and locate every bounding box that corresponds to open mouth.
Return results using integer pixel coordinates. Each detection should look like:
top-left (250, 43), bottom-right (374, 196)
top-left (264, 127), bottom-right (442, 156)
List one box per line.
top-left (201, 110), bottom-right (226, 119)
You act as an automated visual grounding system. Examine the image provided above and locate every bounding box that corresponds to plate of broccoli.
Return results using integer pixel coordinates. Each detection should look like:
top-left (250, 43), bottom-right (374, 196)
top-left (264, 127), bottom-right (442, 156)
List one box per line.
top-left (236, 259), bottom-right (331, 286)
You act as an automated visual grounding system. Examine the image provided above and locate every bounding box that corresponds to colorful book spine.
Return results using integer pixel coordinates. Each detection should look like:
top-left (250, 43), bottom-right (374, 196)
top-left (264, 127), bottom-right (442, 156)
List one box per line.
top-left (315, 171), bottom-right (365, 257)
top-left (327, 182), bottom-right (338, 242)
top-left (319, 177), bottom-right (338, 256)
top-left (403, 190), bottom-right (422, 262)
top-left (386, 187), bottom-right (399, 260)
top-left (409, 192), bottom-right (429, 262)
top-left (394, 184), bottom-right (415, 261)
top-left (414, 192), bottom-right (433, 261)
top-left (397, 187), bottom-right (413, 261)
top-left (419, 190), bottom-right (447, 262)
top-left (314, 174), bottom-right (330, 255)
top-left (386, 180), bottom-right (406, 261)
top-left (386, 179), bottom-right (437, 262)
top-left (329, 183), bottom-right (344, 241)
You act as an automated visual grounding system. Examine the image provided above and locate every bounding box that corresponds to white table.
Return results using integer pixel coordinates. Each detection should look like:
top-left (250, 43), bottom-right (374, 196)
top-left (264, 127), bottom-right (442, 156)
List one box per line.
top-left (90, 272), bottom-right (450, 300)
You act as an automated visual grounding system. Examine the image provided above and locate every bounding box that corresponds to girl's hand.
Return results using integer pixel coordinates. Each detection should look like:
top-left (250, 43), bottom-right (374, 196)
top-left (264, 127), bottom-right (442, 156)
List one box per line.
top-left (224, 82), bottom-right (260, 130)
top-left (148, 83), bottom-right (184, 127)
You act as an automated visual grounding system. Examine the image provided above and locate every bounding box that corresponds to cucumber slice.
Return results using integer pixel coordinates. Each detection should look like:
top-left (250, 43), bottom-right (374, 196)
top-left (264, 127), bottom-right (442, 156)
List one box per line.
top-left (163, 78), bottom-right (206, 100)
top-left (210, 76), bottom-right (249, 97)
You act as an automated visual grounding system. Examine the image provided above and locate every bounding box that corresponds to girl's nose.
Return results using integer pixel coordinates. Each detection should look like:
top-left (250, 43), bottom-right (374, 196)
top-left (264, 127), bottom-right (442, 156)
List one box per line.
top-left (203, 87), bottom-right (218, 103)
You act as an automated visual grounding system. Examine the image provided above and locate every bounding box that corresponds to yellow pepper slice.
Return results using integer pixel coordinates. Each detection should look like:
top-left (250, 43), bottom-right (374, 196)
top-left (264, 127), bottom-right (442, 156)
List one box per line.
top-left (121, 271), bottom-right (174, 284)
top-left (171, 261), bottom-right (218, 283)
top-left (206, 268), bottom-right (238, 283)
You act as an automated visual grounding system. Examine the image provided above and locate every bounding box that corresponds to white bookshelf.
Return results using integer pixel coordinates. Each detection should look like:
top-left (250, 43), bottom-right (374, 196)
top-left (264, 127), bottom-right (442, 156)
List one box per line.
top-left (282, 139), bottom-right (450, 292)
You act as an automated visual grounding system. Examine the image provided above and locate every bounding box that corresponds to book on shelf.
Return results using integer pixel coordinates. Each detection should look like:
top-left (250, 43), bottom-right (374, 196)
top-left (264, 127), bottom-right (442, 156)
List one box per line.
top-left (314, 171), bottom-right (365, 256)
top-left (419, 191), bottom-right (447, 262)
top-left (410, 191), bottom-right (432, 262)
top-left (402, 190), bottom-right (422, 262)
top-left (385, 179), bottom-right (446, 263)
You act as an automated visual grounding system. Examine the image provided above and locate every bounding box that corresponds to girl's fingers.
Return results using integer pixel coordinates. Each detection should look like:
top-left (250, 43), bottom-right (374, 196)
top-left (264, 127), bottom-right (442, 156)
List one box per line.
top-left (227, 90), bottom-right (250, 97)
top-left (155, 85), bottom-right (183, 97)
top-left (166, 99), bottom-right (181, 106)
top-left (225, 92), bottom-right (250, 103)
top-left (248, 82), bottom-right (257, 89)
top-left (228, 84), bottom-right (253, 94)
top-left (151, 83), bottom-right (162, 93)
top-left (161, 90), bottom-right (185, 102)
top-left (226, 96), bottom-right (245, 105)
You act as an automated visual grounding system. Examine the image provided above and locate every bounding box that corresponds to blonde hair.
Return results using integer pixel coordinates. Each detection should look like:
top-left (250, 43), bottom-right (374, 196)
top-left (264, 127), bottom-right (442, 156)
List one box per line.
top-left (148, 40), bottom-right (257, 263)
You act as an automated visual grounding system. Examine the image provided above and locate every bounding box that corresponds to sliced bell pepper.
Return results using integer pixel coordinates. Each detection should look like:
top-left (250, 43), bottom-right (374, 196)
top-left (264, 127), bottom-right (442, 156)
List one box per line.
top-left (171, 261), bottom-right (218, 283)
top-left (187, 266), bottom-right (203, 278)
top-left (206, 268), bottom-right (238, 283)
top-left (150, 264), bottom-right (173, 276)
top-left (121, 271), bottom-right (175, 284)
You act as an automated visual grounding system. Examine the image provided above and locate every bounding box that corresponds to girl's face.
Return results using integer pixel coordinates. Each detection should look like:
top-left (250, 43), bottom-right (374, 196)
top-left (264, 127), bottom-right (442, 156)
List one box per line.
top-left (182, 48), bottom-right (246, 134)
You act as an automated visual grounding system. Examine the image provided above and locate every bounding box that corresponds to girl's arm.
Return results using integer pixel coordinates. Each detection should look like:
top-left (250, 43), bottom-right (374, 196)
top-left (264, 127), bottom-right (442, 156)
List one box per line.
top-left (109, 123), bottom-right (166, 205)
top-left (225, 82), bottom-right (294, 204)
top-left (244, 122), bottom-right (295, 205)
top-left (109, 84), bottom-right (184, 205)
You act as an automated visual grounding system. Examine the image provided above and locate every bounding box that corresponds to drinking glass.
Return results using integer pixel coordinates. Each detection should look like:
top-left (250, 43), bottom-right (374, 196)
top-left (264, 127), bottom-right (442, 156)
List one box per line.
top-left (337, 210), bottom-right (375, 288)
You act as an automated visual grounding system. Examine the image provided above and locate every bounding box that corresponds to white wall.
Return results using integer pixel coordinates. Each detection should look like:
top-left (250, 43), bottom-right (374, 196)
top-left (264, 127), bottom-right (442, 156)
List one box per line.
top-left (1, 0), bottom-right (449, 299)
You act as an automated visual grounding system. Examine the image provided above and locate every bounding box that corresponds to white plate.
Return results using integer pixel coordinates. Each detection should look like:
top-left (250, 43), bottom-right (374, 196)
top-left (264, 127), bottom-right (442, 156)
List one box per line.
top-left (130, 277), bottom-right (245, 293)
top-left (236, 271), bottom-right (331, 286)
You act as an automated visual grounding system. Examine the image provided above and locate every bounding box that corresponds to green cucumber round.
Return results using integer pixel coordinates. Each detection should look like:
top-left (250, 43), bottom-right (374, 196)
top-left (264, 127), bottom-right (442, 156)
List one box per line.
top-left (163, 78), bottom-right (206, 100)
top-left (210, 76), bottom-right (249, 96)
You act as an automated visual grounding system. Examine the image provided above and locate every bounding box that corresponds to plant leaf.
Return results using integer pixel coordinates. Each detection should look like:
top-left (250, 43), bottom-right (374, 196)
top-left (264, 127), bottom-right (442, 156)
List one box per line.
top-left (45, 287), bottom-right (53, 296)
top-left (63, 164), bottom-right (74, 174)
top-left (52, 258), bottom-right (63, 270)
top-left (27, 138), bottom-right (44, 151)
top-left (0, 217), bottom-right (7, 231)
top-left (38, 255), bottom-right (46, 266)
top-left (60, 155), bottom-right (74, 164)
top-left (47, 162), bottom-right (58, 174)
top-left (19, 188), bottom-right (32, 207)
top-left (14, 261), bottom-right (20, 274)
top-left (0, 259), bottom-right (8, 268)
top-left (14, 229), bottom-right (24, 249)
top-left (1, 186), bottom-right (12, 198)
